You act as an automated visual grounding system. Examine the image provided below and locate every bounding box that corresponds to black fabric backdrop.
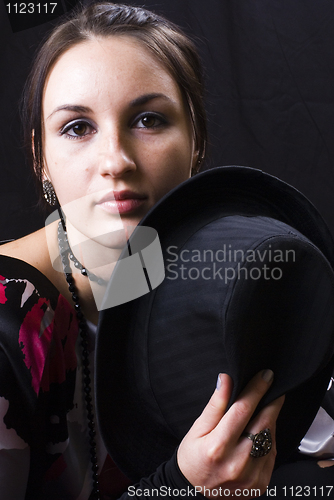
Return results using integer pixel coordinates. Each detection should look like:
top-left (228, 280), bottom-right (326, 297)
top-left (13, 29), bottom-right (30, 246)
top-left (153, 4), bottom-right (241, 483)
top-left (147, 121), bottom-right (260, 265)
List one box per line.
top-left (1, 0), bottom-right (334, 241)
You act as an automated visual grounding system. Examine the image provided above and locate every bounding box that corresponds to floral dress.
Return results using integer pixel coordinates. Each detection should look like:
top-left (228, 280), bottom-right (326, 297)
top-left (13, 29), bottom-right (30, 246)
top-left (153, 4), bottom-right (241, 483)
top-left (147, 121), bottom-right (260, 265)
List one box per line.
top-left (0, 255), bottom-right (198, 500)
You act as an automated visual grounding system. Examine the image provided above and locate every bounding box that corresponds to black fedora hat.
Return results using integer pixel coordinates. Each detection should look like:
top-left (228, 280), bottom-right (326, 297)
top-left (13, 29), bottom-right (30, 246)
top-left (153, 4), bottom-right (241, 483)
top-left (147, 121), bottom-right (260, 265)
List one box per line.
top-left (95, 166), bottom-right (334, 481)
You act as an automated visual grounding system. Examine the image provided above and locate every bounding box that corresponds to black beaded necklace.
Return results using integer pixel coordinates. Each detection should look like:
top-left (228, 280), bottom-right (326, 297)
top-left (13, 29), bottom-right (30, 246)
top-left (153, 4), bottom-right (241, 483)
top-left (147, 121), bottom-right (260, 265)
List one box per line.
top-left (57, 218), bottom-right (101, 500)
top-left (58, 222), bottom-right (108, 287)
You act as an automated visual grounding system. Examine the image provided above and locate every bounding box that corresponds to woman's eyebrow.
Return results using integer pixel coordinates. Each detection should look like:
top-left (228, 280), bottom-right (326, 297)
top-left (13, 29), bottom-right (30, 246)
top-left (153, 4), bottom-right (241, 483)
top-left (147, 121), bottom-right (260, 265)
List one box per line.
top-left (129, 93), bottom-right (174, 107)
top-left (46, 104), bottom-right (92, 120)
top-left (47, 94), bottom-right (174, 120)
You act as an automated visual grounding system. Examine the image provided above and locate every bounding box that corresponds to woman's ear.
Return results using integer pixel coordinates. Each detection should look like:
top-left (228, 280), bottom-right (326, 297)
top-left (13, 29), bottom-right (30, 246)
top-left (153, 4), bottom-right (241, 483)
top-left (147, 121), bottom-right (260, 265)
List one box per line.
top-left (31, 129), bottom-right (40, 177)
top-left (31, 129), bottom-right (35, 162)
top-left (32, 129), bottom-right (49, 179)
top-left (191, 144), bottom-right (205, 176)
top-left (32, 130), bottom-right (50, 183)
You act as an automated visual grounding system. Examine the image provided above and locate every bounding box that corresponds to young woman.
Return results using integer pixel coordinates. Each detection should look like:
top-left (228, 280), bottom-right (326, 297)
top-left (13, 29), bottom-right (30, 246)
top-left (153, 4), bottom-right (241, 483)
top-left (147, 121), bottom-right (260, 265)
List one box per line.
top-left (0, 3), bottom-right (284, 498)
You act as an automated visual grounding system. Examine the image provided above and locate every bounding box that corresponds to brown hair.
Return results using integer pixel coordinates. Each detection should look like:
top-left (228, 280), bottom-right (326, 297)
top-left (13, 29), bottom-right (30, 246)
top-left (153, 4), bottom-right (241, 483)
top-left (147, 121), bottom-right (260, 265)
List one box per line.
top-left (22, 2), bottom-right (207, 199)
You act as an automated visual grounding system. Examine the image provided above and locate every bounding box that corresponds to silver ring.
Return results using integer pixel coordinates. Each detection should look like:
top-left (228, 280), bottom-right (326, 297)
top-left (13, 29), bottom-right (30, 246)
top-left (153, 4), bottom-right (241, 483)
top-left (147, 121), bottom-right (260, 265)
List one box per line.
top-left (243, 428), bottom-right (272, 458)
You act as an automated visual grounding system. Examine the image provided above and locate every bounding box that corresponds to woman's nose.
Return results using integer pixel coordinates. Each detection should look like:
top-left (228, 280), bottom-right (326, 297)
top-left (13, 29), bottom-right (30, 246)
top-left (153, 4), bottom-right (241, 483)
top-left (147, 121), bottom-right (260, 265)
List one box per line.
top-left (98, 132), bottom-right (136, 178)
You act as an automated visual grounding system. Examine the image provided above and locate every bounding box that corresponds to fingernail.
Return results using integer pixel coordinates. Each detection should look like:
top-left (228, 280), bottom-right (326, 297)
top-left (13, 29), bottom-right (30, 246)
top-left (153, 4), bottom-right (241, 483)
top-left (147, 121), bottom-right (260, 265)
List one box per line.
top-left (262, 369), bottom-right (274, 383)
top-left (216, 373), bottom-right (222, 391)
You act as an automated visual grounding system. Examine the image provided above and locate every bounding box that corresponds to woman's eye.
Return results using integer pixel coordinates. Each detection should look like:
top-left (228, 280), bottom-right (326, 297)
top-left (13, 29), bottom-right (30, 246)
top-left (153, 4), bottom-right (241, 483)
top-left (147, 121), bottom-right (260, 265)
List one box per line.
top-left (71, 123), bottom-right (88, 136)
top-left (61, 121), bottom-right (94, 139)
top-left (134, 114), bottom-right (166, 129)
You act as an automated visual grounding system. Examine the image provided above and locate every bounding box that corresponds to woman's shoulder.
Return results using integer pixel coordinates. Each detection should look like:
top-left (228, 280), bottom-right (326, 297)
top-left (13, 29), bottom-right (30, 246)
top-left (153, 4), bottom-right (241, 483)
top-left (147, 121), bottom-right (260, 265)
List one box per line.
top-left (0, 225), bottom-right (50, 272)
top-left (0, 223), bottom-right (97, 323)
top-left (0, 232), bottom-right (59, 318)
top-left (0, 222), bottom-right (63, 299)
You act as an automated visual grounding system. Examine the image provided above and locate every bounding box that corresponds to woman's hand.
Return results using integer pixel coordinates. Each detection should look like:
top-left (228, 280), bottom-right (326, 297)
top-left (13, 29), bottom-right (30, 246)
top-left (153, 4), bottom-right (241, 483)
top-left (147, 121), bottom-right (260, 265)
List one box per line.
top-left (177, 370), bottom-right (285, 498)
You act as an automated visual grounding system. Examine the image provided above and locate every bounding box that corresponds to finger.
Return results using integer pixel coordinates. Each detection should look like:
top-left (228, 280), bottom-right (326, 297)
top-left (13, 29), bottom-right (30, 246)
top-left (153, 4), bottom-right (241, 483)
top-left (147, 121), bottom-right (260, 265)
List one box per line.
top-left (318, 461), bottom-right (334, 468)
top-left (245, 394), bottom-right (285, 437)
top-left (215, 369), bottom-right (275, 441)
top-left (191, 373), bottom-right (233, 436)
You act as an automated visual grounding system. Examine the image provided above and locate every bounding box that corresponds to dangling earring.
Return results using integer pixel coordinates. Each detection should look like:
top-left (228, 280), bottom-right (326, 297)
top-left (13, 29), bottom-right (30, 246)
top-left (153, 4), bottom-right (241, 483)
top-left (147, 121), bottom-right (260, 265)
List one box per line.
top-left (43, 180), bottom-right (57, 206)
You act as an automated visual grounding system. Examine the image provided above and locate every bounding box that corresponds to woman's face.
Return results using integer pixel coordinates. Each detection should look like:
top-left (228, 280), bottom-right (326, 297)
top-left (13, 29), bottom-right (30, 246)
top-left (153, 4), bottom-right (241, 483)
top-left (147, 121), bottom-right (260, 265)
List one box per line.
top-left (42, 36), bottom-right (197, 245)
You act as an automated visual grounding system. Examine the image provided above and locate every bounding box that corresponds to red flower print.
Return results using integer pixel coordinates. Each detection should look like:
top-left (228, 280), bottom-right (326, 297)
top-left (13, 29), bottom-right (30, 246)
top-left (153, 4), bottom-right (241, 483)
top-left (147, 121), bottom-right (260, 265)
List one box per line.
top-left (0, 275), bottom-right (7, 304)
top-left (19, 295), bottom-right (78, 394)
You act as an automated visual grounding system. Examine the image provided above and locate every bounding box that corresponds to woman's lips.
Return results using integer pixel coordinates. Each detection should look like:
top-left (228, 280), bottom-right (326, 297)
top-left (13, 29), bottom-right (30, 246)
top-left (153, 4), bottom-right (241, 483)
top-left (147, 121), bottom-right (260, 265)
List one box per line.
top-left (97, 191), bottom-right (147, 214)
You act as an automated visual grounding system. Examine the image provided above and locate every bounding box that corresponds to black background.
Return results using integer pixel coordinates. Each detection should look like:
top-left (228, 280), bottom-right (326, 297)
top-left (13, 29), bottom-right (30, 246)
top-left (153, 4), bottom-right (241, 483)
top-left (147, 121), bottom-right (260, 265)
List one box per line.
top-left (1, 0), bottom-right (334, 241)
